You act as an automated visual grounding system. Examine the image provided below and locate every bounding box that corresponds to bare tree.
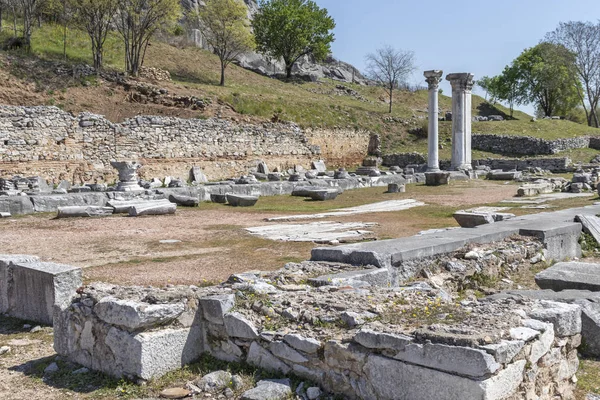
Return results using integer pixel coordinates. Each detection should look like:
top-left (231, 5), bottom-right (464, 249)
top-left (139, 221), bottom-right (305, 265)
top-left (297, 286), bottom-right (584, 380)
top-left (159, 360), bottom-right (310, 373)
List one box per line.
top-left (546, 21), bottom-right (600, 128)
top-left (15, 0), bottom-right (46, 47)
top-left (114, 0), bottom-right (181, 76)
top-left (365, 45), bottom-right (415, 113)
top-left (71, 0), bottom-right (119, 69)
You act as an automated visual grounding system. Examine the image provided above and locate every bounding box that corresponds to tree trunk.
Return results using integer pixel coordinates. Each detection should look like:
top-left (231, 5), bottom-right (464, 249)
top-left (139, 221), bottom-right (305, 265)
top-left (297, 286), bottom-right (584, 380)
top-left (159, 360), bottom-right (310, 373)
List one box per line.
top-left (286, 63), bottom-right (292, 79)
top-left (220, 60), bottom-right (225, 86)
top-left (388, 86), bottom-right (393, 113)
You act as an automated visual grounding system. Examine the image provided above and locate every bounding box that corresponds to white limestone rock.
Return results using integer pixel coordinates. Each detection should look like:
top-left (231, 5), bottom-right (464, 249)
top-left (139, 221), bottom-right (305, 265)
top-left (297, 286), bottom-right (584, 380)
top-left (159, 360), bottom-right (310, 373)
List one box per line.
top-left (94, 297), bottom-right (185, 331)
top-left (529, 301), bottom-right (582, 337)
top-left (200, 294), bottom-right (235, 325)
top-left (283, 334), bottom-right (321, 354)
top-left (224, 312), bottom-right (259, 339)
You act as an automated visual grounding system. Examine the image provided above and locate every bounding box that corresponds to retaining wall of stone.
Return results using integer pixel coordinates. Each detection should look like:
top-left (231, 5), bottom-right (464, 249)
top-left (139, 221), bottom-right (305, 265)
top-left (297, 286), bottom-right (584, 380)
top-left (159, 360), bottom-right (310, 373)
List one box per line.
top-left (472, 134), bottom-right (592, 156)
top-left (0, 106), bottom-right (370, 183)
top-left (381, 152), bottom-right (427, 167)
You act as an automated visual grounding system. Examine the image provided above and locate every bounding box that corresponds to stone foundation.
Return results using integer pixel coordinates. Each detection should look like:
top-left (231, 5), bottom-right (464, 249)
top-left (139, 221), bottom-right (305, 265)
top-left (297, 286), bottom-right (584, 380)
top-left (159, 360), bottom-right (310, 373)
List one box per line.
top-left (52, 258), bottom-right (581, 399)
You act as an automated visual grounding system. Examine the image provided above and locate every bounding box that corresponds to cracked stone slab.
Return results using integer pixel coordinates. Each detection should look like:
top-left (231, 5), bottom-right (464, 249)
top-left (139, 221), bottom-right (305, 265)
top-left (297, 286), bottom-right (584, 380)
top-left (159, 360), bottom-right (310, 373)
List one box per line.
top-left (246, 221), bottom-right (377, 242)
top-left (267, 199), bottom-right (425, 221)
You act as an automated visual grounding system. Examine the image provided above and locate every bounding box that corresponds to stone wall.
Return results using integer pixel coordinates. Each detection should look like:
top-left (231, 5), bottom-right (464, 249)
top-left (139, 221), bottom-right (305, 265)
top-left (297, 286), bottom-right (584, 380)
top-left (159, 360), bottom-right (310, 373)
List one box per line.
top-left (0, 106), bottom-right (331, 183)
top-left (53, 264), bottom-right (582, 399)
top-left (472, 134), bottom-right (592, 156)
top-left (381, 152), bottom-right (427, 167)
top-left (304, 127), bottom-right (370, 167)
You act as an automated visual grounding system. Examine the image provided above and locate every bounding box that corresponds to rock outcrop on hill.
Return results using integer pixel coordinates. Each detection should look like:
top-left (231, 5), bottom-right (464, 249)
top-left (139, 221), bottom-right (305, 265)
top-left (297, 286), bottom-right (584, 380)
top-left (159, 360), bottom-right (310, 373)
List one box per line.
top-left (181, 0), bottom-right (369, 84)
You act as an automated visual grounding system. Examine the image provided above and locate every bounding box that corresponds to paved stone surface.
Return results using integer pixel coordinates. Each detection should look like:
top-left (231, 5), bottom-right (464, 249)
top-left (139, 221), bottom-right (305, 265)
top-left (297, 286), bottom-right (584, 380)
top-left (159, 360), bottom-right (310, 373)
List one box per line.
top-left (535, 262), bottom-right (600, 292)
top-left (267, 199), bottom-right (425, 221)
top-left (246, 221), bottom-right (376, 242)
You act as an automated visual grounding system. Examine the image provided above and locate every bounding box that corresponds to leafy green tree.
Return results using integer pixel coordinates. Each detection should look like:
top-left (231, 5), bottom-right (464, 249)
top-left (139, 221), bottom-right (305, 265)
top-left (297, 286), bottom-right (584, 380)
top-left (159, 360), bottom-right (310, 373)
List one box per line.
top-left (503, 43), bottom-right (580, 117)
top-left (114, 0), bottom-right (181, 76)
top-left (477, 75), bottom-right (502, 103)
top-left (495, 66), bottom-right (526, 118)
top-left (196, 0), bottom-right (254, 86)
top-left (252, 0), bottom-right (335, 79)
top-left (70, 0), bottom-right (119, 69)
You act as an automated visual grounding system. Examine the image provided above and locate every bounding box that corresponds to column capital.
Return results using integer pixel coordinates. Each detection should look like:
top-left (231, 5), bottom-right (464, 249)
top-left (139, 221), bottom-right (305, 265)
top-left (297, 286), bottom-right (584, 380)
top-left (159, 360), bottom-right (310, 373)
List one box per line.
top-left (424, 70), bottom-right (443, 90)
top-left (446, 73), bottom-right (475, 92)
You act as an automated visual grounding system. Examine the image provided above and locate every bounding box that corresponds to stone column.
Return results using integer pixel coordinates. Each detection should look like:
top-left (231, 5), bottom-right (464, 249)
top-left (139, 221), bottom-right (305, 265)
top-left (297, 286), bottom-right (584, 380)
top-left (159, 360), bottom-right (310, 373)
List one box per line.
top-left (424, 70), bottom-right (443, 171)
top-left (446, 73), bottom-right (475, 171)
top-left (110, 161), bottom-right (143, 191)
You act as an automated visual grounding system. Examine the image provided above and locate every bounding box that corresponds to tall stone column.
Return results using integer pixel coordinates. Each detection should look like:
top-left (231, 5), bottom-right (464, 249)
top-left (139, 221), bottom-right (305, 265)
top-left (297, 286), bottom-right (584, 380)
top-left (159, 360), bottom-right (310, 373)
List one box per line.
top-left (446, 73), bottom-right (475, 171)
top-left (424, 70), bottom-right (443, 171)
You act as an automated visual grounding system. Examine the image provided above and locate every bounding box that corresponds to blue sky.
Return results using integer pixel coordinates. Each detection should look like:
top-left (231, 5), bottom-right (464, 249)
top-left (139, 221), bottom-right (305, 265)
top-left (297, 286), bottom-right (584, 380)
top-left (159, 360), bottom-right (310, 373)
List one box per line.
top-left (315, 0), bottom-right (600, 114)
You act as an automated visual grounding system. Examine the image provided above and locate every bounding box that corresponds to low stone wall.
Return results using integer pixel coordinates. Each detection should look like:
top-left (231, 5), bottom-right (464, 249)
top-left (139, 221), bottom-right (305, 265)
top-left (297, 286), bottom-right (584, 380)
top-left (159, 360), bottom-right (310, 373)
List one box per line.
top-left (472, 134), bottom-right (592, 156)
top-left (381, 152), bottom-right (426, 167)
top-left (53, 264), bottom-right (582, 399)
top-left (0, 106), bottom-right (327, 183)
top-left (472, 157), bottom-right (572, 172)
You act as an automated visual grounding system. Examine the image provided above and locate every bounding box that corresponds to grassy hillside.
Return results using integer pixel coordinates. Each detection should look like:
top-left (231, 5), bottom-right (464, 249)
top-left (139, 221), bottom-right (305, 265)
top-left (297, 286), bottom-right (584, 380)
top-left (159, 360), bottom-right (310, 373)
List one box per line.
top-left (0, 23), bottom-right (599, 163)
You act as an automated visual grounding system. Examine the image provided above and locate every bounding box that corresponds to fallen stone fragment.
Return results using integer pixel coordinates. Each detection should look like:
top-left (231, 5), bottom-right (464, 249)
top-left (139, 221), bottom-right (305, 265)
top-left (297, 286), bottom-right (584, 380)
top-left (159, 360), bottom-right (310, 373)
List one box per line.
top-left (224, 312), bottom-right (259, 339)
top-left (44, 362), bottom-right (59, 374)
top-left (425, 171), bottom-right (451, 186)
top-left (168, 194), bottom-right (199, 207)
top-left (0, 212), bottom-right (11, 218)
top-left (308, 189), bottom-right (340, 201)
top-left (283, 334), bottom-right (321, 354)
top-left (487, 171), bottom-right (522, 181)
top-left (129, 202), bottom-right (176, 216)
top-left (159, 387), bottom-right (191, 399)
top-left (227, 194), bottom-right (259, 207)
top-left (0, 346), bottom-right (10, 355)
top-left (453, 211), bottom-right (495, 228)
top-left (386, 183), bottom-right (405, 193)
top-left (194, 370), bottom-right (232, 393)
top-left (535, 262), bottom-right (600, 292)
top-left (306, 387), bottom-right (322, 400)
top-left (210, 194), bottom-right (228, 203)
top-left (108, 199), bottom-right (173, 214)
top-left (241, 380), bottom-right (292, 400)
top-left (57, 206), bottom-right (114, 218)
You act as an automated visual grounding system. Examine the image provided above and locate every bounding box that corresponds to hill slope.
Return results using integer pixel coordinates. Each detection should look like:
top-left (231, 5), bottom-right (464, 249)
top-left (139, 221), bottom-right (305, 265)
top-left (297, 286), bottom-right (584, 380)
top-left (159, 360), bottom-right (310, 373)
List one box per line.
top-left (0, 23), bottom-right (598, 163)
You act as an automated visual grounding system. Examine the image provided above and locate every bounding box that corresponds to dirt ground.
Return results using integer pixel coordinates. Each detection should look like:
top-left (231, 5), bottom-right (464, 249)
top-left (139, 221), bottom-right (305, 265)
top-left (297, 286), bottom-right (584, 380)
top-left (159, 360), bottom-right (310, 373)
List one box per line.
top-left (1, 180), bottom-right (598, 400)
top-left (0, 181), bottom-right (519, 286)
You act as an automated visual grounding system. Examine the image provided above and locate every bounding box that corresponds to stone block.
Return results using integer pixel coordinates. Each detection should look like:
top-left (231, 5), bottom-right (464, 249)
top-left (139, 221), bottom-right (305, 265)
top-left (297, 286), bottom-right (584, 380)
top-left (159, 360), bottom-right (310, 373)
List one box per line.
top-left (31, 193), bottom-right (108, 212)
top-left (353, 329), bottom-right (413, 351)
top-left (362, 354), bottom-right (525, 400)
top-left (0, 196), bottom-right (34, 215)
top-left (0, 255), bottom-right (40, 314)
top-left (425, 171), bottom-right (451, 186)
top-left (580, 302), bottom-right (600, 357)
top-left (200, 294), bottom-right (235, 324)
top-left (308, 189), bottom-right (340, 201)
top-left (311, 160), bottom-right (326, 172)
top-left (453, 211), bottom-right (495, 228)
top-left (246, 342), bottom-right (291, 374)
top-left (168, 194), bottom-right (199, 207)
top-left (128, 202), bottom-right (176, 216)
top-left (210, 194), bottom-right (228, 203)
top-left (517, 183), bottom-right (554, 197)
top-left (487, 171), bottom-right (522, 181)
top-left (94, 297), bottom-right (185, 332)
top-left (227, 194), bottom-right (259, 207)
top-left (535, 262), bottom-right (600, 292)
top-left (392, 342), bottom-right (500, 379)
top-left (56, 206), bottom-right (114, 218)
top-left (283, 334), bottom-right (321, 354)
top-left (529, 301), bottom-right (581, 337)
top-left (224, 312), bottom-right (259, 339)
top-left (6, 261), bottom-right (82, 325)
